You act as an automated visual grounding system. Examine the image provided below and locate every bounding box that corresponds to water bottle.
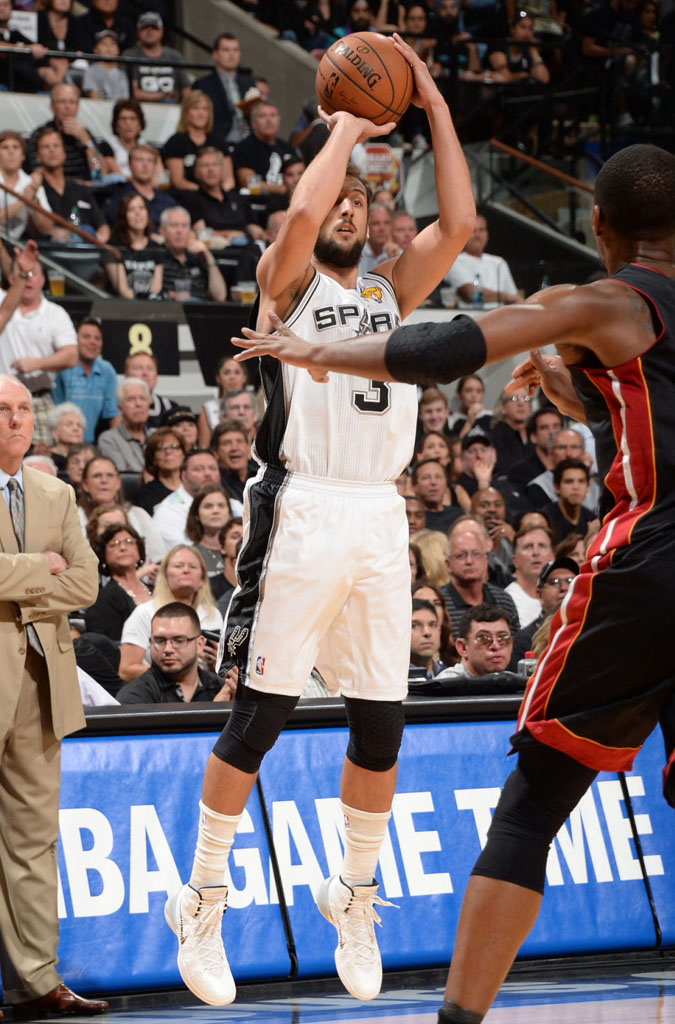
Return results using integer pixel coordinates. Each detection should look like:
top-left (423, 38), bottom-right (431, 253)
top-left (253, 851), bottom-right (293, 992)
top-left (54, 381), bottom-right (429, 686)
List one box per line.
top-left (517, 650), bottom-right (538, 679)
top-left (472, 273), bottom-right (483, 308)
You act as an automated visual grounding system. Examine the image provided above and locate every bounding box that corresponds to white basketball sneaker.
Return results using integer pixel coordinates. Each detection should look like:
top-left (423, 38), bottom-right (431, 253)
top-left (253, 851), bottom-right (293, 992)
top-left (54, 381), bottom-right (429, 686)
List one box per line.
top-left (164, 883), bottom-right (235, 1006)
top-left (315, 875), bottom-right (395, 1000)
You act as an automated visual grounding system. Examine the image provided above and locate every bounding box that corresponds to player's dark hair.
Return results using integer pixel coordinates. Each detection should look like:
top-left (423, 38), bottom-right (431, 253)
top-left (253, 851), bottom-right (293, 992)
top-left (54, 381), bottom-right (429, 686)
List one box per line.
top-left (458, 603), bottom-right (513, 639)
top-left (594, 144), bottom-right (675, 241)
top-left (345, 162), bottom-right (373, 209)
top-left (553, 457), bottom-right (590, 487)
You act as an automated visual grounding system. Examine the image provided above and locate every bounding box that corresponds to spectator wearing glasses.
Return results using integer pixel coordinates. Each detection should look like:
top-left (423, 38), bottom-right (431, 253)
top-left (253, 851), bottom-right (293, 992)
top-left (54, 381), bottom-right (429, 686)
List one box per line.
top-left (511, 555), bottom-right (578, 665)
top-left (441, 522), bottom-right (520, 638)
top-left (84, 523), bottom-right (152, 642)
top-left (119, 545), bottom-right (222, 682)
top-left (439, 605), bottom-right (514, 678)
top-left (133, 427), bottom-right (187, 515)
top-left (117, 603), bottom-right (235, 704)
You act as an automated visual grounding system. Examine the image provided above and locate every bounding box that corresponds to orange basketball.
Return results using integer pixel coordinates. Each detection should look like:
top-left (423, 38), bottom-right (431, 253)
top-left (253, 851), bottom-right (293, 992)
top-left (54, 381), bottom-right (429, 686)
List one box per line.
top-left (315, 32), bottom-right (414, 126)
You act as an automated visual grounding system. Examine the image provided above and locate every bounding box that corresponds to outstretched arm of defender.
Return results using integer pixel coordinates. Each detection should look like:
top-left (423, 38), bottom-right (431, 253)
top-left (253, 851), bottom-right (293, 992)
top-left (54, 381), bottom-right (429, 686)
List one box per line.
top-left (234, 287), bottom-right (609, 385)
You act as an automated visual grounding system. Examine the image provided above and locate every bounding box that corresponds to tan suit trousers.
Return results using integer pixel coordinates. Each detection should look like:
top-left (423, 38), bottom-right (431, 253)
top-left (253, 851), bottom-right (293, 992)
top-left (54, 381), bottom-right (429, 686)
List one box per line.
top-left (0, 648), bottom-right (62, 1003)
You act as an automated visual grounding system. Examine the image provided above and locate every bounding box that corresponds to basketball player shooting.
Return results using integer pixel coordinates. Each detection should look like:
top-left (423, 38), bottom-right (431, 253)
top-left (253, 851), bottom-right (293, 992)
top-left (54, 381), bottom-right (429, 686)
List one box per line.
top-left (234, 144), bottom-right (675, 1024)
top-left (164, 33), bottom-right (475, 1008)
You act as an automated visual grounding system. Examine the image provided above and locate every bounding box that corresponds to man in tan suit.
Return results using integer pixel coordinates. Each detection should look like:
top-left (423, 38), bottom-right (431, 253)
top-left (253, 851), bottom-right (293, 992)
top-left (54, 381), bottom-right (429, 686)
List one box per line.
top-left (0, 366), bottom-right (107, 1017)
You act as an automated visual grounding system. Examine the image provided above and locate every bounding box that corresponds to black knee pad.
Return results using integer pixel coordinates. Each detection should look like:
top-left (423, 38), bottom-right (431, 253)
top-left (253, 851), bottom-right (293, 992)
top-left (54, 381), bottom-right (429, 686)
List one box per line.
top-left (344, 696), bottom-right (405, 772)
top-left (472, 745), bottom-right (597, 894)
top-left (212, 687), bottom-right (299, 774)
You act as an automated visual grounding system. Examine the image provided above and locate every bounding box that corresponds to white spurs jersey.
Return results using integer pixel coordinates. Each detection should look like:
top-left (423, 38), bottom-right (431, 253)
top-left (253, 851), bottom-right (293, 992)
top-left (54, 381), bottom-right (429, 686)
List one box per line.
top-left (260, 269), bottom-right (418, 483)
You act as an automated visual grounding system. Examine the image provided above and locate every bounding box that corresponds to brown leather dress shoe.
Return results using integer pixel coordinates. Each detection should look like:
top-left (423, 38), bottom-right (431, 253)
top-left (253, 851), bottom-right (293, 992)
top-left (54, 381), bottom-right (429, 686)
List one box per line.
top-left (14, 984), bottom-right (108, 1017)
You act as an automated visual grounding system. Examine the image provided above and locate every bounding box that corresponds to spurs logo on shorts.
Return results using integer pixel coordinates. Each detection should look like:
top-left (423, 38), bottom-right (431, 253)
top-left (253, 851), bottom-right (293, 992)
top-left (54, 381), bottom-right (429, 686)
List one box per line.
top-left (227, 625), bottom-right (249, 657)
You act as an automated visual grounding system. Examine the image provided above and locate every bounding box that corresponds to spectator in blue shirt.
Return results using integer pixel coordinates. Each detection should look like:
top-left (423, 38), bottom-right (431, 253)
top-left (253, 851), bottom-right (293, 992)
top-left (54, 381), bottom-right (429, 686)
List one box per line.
top-left (52, 317), bottom-right (119, 442)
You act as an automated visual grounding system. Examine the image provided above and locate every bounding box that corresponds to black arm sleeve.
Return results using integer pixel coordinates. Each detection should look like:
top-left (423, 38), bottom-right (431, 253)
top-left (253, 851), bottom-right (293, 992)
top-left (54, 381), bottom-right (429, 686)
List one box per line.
top-left (384, 314), bottom-right (487, 386)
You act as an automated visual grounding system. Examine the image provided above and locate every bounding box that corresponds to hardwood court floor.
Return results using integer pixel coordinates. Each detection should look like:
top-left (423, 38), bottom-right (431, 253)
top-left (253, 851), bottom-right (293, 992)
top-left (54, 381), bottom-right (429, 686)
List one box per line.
top-left (10, 960), bottom-right (675, 1022)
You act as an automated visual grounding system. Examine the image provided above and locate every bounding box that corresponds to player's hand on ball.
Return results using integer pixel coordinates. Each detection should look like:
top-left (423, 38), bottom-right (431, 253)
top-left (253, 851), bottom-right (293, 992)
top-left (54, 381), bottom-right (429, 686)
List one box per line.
top-left (317, 106), bottom-right (396, 143)
top-left (391, 32), bottom-right (438, 108)
top-left (233, 313), bottom-right (330, 382)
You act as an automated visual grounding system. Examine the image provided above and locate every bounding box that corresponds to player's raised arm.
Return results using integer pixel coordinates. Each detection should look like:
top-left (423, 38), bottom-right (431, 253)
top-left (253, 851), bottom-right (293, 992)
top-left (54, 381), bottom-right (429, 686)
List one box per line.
top-left (256, 111), bottom-right (394, 320)
top-left (378, 33), bottom-right (476, 318)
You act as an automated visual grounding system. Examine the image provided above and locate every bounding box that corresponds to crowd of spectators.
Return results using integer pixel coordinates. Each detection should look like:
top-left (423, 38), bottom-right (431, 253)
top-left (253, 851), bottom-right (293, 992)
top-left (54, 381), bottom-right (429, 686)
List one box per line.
top-left (0, 0), bottom-right (645, 711)
top-left (0, 217), bottom-right (602, 709)
top-left (0, 10), bottom-right (311, 296)
top-left (234, 0), bottom-right (675, 137)
top-left (0, 0), bottom-right (671, 304)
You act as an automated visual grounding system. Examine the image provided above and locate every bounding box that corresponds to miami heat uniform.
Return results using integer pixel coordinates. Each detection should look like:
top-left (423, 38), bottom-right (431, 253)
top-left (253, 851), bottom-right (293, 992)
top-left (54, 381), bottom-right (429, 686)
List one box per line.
top-left (219, 269), bottom-right (418, 699)
top-left (513, 263), bottom-right (675, 771)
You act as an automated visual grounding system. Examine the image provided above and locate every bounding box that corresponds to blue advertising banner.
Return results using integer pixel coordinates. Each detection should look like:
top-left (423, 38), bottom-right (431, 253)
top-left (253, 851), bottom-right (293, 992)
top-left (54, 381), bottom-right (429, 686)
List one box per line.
top-left (257, 720), bottom-right (669, 977)
top-left (57, 733), bottom-right (291, 992)
top-left (53, 718), bottom-right (674, 995)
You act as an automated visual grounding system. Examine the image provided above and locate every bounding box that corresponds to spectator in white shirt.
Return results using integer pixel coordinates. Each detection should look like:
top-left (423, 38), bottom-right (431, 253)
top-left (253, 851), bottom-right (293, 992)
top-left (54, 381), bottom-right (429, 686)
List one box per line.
top-left (444, 213), bottom-right (520, 308)
top-left (0, 253), bottom-right (77, 444)
top-left (153, 448), bottom-right (221, 553)
top-left (0, 131), bottom-right (52, 241)
top-left (505, 526), bottom-right (554, 628)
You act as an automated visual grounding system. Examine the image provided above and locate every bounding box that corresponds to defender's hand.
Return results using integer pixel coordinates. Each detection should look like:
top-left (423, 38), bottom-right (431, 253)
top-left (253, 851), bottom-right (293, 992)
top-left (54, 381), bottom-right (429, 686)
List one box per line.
top-left (233, 313), bottom-right (330, 382)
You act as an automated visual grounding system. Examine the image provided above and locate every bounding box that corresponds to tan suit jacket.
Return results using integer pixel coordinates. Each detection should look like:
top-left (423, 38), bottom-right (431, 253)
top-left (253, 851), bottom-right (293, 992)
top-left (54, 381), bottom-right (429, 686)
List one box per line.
top-left (0, 467), bottom-right (98, 740)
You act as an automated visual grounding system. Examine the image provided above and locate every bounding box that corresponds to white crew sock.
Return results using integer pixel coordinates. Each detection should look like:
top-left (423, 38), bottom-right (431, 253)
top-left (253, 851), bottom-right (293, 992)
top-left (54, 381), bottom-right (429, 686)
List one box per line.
top-left (189, 800), bottom-right (242, 889)
top-left (340, 801), bottom-right (391, 887)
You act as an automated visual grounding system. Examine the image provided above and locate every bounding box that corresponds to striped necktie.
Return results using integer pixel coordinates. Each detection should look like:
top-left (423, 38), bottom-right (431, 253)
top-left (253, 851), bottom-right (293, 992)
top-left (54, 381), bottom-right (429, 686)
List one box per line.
top-left (7, 478), bottom-right (44, 656)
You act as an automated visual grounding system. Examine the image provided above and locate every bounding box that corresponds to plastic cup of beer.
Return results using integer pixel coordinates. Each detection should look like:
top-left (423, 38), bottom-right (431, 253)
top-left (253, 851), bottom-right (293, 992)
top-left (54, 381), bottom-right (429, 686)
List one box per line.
top-left (440, 285), bottom-right (456, 309)
top-left (47, 269), bottom-right (65, 297)
top-left (239, 281), bottom-right (257, 303)
top-left (246, 175), bottom-right (262, 195)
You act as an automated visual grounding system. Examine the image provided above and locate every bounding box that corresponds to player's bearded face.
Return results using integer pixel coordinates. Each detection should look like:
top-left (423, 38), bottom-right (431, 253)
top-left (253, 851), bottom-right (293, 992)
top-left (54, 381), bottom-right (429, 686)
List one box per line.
top-left (314, 225), bottom-right (366, 268)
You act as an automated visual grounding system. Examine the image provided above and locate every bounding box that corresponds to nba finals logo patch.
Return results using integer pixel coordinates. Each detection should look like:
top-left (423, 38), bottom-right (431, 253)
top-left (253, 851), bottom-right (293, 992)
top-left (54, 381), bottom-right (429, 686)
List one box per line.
top-left (361, 285), bottom-right (383, 303)
top-left (255, 656), bottom-right (266, 676)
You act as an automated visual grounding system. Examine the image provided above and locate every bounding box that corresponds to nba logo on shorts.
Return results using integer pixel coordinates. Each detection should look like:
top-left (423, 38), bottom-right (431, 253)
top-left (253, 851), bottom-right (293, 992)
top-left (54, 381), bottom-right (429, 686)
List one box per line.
top-left (255, 656), bottom-right (266, 676)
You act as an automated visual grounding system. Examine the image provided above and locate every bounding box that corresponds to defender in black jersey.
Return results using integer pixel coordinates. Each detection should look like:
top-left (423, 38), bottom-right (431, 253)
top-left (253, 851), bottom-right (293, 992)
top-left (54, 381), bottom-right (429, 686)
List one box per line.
top-left (234, 143), bottom-right (675, 1024)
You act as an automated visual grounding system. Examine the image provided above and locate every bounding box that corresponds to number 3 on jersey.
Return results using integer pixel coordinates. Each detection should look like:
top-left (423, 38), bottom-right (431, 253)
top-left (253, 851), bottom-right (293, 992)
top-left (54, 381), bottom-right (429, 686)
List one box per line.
top-left (352, 380), bottom-right (391, 414)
